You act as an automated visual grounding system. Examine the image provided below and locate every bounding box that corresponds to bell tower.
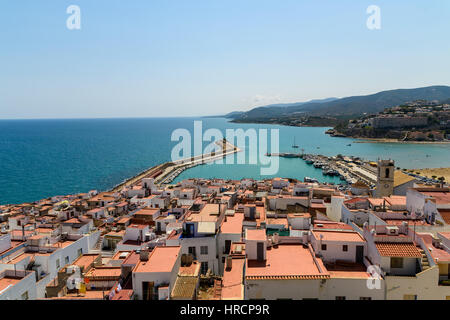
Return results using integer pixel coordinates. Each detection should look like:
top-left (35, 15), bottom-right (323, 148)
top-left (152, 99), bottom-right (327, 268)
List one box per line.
top-left (375, 159), bottom-right (394, 197)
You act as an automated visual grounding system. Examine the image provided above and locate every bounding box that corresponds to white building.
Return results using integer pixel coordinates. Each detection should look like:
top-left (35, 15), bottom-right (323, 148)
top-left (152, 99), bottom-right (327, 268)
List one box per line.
top-left (132, 246), bottom-right (181, 300)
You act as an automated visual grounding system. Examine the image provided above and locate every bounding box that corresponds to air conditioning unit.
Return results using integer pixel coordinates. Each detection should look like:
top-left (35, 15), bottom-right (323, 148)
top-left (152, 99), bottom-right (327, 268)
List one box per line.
top-left (386, 226), bottom-right (399, 235)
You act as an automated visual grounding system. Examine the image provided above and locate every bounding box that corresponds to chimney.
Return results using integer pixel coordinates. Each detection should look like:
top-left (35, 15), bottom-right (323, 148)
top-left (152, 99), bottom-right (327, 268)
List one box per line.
top-left (225, 256), bottom-right (233, 271)
top-left (140, 249), bottom-right (149, 261)
top-left (273, 232), bottom-right (279, 245)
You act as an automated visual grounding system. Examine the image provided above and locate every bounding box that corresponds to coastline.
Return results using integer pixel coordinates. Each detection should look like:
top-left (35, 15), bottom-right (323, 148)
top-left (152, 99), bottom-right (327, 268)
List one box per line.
top-left (229, 119), bottom-right (450, 144)
top-left (352, 138), bottom-right (450, 144)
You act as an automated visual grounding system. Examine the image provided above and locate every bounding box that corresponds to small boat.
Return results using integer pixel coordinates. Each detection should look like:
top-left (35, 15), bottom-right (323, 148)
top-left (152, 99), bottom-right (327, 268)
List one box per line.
top-left (329, 170), bottom-right (339, 176)
top-left (347, 144), bottom-right (352, 146)
top-left (306, 159), bottom-right (314, 165)
top-left (292, 137), bottom-right (299, 149)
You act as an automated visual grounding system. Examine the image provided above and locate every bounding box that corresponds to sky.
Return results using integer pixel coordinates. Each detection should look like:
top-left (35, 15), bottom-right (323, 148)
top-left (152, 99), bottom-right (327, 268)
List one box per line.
top-left (0, 0), bottom-right (449, 119)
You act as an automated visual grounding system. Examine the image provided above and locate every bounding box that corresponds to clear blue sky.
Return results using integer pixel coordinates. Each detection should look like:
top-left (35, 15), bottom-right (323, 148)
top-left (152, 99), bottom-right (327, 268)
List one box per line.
top-left (0, 0), bottom-right (449, 119)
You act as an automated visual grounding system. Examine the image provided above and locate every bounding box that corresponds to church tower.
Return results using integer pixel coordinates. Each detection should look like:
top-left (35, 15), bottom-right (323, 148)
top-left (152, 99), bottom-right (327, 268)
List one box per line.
top-left (375, 159), bottom-right (394, 197)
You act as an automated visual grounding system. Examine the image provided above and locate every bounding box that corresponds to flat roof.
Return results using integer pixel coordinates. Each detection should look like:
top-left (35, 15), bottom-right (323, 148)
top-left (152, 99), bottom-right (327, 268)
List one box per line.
top-left (127, 224), bottom-right (148, 230)
top-left (245, 229), bottom-right (266, 241)
top-left (417, 233), bottom-right (450, 262)
top-left (325, 263), bottom-right (371, 279)
top-left (221, 213), bottom-right (244, 234)
top-left (312, 230), bottom-right (365, 243)
top-left (245, 244), bottom-right (329, 279)
top-left (134, 208), bottom-right (160, 216)
top-left (73, 254), bottom-right (100, 270)
top-left (85, 267), bottom-right (121, 278)
top-left (0, 277), bottom-right (21, 293)
top-left (134, 246), bottom-right (180, 273)
top-left (7, 252), bottom-right (34, 265)
top-left (178, 261), bottom-right (201, 277)
top-left (222, 258), bottom-right (245, 299)
top-left (187, 203), bottom-right (220, 223)
top-left (421, 191), bottom-right (450, 204)
top-left (313, 220), bottom-right (353, 231)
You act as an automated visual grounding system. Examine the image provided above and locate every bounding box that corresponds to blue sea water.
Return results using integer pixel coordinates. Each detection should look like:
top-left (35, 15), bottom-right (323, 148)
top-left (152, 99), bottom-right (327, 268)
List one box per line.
top-left (1, 117), bottom-right (449, 205)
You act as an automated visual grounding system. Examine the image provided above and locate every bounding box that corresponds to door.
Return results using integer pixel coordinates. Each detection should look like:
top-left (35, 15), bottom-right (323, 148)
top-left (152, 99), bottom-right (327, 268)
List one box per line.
top-left (224, 240), bottom-right (231, 254)
top-left (142, 281), bottom-right (154, 300)
top-left (257, 242), bottom-right (264, 261)
top-left (356, 246), bottom-right (364, 264)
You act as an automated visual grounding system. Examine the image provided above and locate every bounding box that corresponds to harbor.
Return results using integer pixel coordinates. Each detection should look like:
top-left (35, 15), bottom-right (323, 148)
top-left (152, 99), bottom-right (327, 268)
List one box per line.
top-left (110, 139), bottom-right (241, 191)
top-left (267, 152), bottom-right (380, 186)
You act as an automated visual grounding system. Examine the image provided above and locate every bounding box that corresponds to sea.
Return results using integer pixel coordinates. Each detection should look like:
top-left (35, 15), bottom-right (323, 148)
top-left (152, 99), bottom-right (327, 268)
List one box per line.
top-left (1, 117), bottom-right (449, 205)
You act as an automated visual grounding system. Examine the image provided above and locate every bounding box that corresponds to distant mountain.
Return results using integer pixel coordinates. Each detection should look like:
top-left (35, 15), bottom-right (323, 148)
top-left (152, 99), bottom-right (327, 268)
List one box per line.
top-left (232, 86), bottom-right (450, 121)
top-left (223, 111), bottom-right (245, 118)
top-left (255, 97), bottom-right (338, 109)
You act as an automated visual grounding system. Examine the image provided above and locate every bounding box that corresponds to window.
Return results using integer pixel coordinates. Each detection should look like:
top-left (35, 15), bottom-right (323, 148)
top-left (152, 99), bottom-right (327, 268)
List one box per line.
top-left (21, 291), bottom-right (29, 300)
top-left (200, 262), bottom-right (208, 274)
top-left (200, 246), bottom-right (208, 255)
top-left (391, 257), bottom-right (403, 268)
top-left (224, 240), bottom-right (231, 254)
top-left (77, 248), bottom-right (82, 256)
top-left (65, 256), bottom-right (69, 264)
top-left (321, 244), bottom-right (327, 251)
top-left (343, 245), bottom-right (348, 252)
top-left (385, 168), bottom-right (390, 178)
top-left (335, 296), bottom-right (346, 300)
top-left (56, 259), bottom-right (60, 269)
top-left (360, 297), bottom-right (371, 300)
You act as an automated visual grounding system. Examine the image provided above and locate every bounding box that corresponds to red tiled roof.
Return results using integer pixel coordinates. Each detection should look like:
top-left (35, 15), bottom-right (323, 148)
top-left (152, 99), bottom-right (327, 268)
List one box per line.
top-left (438, 209), bottom-right (450, 224)
top-left (375, 242), bottom-right (421, 258)
top-left (246, 275), bottom-right (329, 280)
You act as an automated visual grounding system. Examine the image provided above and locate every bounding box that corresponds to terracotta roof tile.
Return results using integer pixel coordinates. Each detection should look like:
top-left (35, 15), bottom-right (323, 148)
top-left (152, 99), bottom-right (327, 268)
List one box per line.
top-left (375, 242), bottom-right (421, 258)
top-left (438, 209), bottom-right (450, 224)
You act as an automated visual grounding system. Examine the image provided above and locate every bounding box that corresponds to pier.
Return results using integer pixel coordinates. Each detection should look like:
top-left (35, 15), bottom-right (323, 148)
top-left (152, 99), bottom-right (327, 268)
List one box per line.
top-left (301, 154), bottom-right (378, 186)
top-left (110, 139), bottom-right (241, 191)
top-left (266, 152), bottom-right (303, 158)
top-left (266, 151), bottom-right (378, 185)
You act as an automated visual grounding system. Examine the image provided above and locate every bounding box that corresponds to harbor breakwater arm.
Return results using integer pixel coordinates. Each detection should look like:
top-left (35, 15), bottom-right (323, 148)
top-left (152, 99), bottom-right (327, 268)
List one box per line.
top-left (110, 139), bottom-right (241, 191)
